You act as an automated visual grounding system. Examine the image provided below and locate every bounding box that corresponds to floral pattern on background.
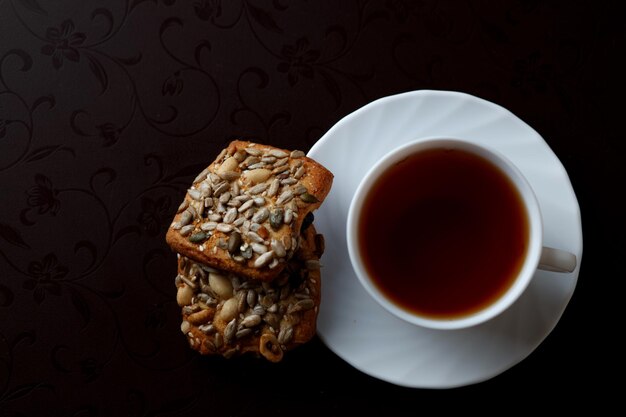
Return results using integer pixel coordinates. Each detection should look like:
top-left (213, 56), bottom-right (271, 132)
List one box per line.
top-left (0, 0), bottom-right (616, 414)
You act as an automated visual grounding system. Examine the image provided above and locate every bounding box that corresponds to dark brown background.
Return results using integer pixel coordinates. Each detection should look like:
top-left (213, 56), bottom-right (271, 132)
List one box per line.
top-left (0, 0), bottom-right (622, 415)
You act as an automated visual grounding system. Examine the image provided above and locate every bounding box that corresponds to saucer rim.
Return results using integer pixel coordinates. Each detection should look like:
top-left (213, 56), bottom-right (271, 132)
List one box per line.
top-left (308, 89), bottom-right (582, 388)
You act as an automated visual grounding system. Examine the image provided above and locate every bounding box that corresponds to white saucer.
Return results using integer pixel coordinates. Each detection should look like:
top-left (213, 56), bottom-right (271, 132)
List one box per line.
top-left (308, 90), bottom-right (582, 388)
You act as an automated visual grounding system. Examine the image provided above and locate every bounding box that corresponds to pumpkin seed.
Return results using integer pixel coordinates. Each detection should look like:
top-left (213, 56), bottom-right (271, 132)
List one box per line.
top-left (300, 192), bottom-right (318, 203)
top-left (189, 232), bottom-right (207, 243)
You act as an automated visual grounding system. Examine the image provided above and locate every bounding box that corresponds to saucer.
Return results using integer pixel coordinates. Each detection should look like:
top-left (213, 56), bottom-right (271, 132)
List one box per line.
top-left (307, 90), bottom-right (582, 388)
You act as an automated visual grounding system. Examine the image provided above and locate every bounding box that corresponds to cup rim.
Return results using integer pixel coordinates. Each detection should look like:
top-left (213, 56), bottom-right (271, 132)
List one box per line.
top-left (346, 137), bottom-right (543, 330)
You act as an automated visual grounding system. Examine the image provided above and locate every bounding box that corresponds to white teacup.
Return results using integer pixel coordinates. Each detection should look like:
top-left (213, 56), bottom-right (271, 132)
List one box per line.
top-left (346, 138), bottom-right (577, 330)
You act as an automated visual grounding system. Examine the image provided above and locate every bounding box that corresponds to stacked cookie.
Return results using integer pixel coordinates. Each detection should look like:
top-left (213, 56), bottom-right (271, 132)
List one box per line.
top-left (166, 141), bottom-right (333, 361)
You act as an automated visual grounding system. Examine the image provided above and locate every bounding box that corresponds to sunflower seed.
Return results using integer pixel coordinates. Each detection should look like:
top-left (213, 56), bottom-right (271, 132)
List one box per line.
top-left (279, 285), bottom-right (290, 300)
top-left (179, 210), bottom-right (193, 227)
top-left (233, 194), bottom-right (251, 203)
top-left (241, 314), bottom-right (261, 328)
top-left (269, 149), bottom-right (288, 158)
top-left (254, 251), bottom-right (274, 268)
top-left (290, 150), bottom-right (305, 158)
top-left (267, 178), bottom-right (280, 197)
top-left (236, 328), bottom-right (252, 339)
top-left (213, 182), bottom-right (230, 196)
top-left (188, 203), bottom-right (200, 217)
top-left (252, 305), bottom-right (266, 315)
top-left (294, 165), bottom-right (306, 179)
top-left (179, 275), bottom-right (197, 289)
top-left (253, 197), bottom-right (265, 206)
top-left (278, 325), bottom-right (293, 345)
top-left (272, 165), bottom-right (290, 175)
top-left (208, 213), bottom-right (222, 222)
top-left (248, 183), bottom-right (269, 195)
top-left (245, 147), bottom-right (263, 156)
top-left (193, 167), bottom-right (211, 183)
top-left (251, 243), bottom-right (268, 254)
top-left (179, 224), bottom-right (195, 236)
top-left (276, 189), bottom-right (294, 205)
top-left (231, 180), bottom-right (240, 195)
top-left (273, 157), bottom-right (289, 168)
top-left (233, 217), bottom-right (245, 227)
top-left (284, 208), bottom-right (293, 224)
top-left (247, 231), bottom-right (264, 243)
top-left (188, 188), bottom-right (202, 201)
top-left (219, 191), bottom-right (231, 204)
top-left (177, 200), bottom-right (189, 213)
top-left (223, 207), bottom-right (237, 223)
top-left (242, 156), bottom-right (260, 167)
top-left (228, 231), bottom-right (242, 254)
top-left (198, 180), bottom-right (211, 193)
top-left (246, 289), bottom-right (256, 307)
top-left (251, 207), bottom-right (269, 223)
top-left (198, 324), bottom-right (214, 334)
top-left (247, 162), bottom-right (266, 170)
top-left (216, 223), bottom-right (233, 233)
top-left (204, 197), bottom-right (213, 208)
top-left (271, 239), bottom-right (286, 258)
top-left (237, 290), bottom-right (247, 313)
top-left (215, 148), bottom-right (227, 162)
top-left (224, 319), bottom-right (237, 344)
top-left (206, 172), bottom-right (218, 183)
top-left (220, 170), bottom-right (240, 181)
top-left (280, 178), bottom-right (297, 185)
top-left (237, 199), bottom-right (255, 213)
top-left (214, 332), bottom-right (223, 349)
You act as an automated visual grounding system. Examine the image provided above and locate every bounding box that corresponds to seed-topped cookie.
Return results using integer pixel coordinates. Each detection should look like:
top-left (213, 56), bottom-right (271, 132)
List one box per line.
top-left (166, 140), bottom-right (333, 282)
top-left (176, 224), bottom-right (324, 361)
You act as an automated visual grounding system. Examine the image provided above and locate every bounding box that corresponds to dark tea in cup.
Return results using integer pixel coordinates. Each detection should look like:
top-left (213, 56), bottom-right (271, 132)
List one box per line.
top-left (357, 146), bottom-right (529, 320)
top-left (346, 138), bottom-right (558, 329)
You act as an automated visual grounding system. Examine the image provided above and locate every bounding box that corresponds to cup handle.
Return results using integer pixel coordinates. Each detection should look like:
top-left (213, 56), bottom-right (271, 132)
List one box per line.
top-left (538, 246), bottom-right (577, 273)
